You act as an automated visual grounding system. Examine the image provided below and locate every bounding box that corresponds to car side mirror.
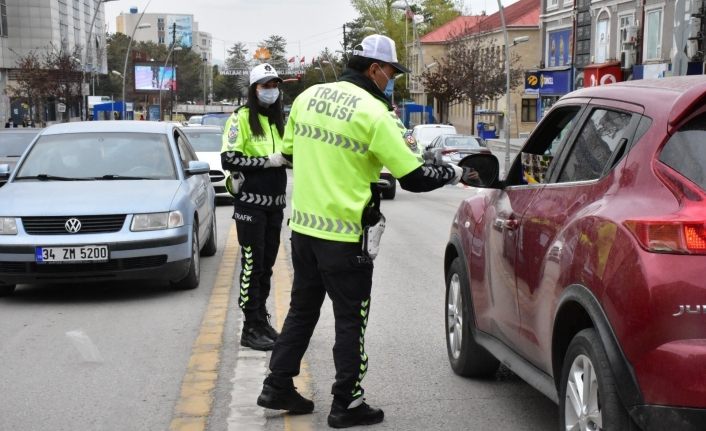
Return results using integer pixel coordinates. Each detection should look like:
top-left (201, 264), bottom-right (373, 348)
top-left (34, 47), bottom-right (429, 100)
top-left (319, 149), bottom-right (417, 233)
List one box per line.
top-left (185, 160), bottom-right (210, 176)
top-left (457, 153), bottom-right (501, 188)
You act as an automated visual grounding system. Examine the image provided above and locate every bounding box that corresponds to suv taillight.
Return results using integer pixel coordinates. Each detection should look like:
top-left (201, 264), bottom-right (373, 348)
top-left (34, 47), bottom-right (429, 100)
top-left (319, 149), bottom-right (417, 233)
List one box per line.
top-left (625, 162), bottom-right (706, 254)
top-left (624, 220), bottom-right (706, 254)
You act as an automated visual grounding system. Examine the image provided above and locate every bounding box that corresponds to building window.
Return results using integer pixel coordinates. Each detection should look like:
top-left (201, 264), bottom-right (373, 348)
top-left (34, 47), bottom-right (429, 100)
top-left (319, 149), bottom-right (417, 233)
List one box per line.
top-left (616, 14), bottom-right (634, 53)
top-left (548, 0), bottom-right (559, 9)
top-left (644, 8), bottom-right (663, 60)
top-left (158, 17), bottom-right (164, 31)
top-left (0, 0), bottom-right (7, 37)
top-left (595, 13), bottom-right (609, 63)
top-left (522, 99), bottom-right (537, 122)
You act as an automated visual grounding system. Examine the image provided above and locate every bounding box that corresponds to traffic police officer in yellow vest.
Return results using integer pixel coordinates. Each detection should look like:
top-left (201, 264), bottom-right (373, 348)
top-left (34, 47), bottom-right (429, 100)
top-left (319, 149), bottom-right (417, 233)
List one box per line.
top-left (220, 63), bottom-right (289, 351)
top-left (256, 35), bottom-right (473, 428)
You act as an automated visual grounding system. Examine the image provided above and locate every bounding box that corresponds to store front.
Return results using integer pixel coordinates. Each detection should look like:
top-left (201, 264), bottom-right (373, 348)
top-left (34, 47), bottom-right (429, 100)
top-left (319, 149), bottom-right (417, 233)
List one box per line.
top-left (524, 67), bottom-right (572, 120)
top-left (583, 61), bottom-right (623, 87)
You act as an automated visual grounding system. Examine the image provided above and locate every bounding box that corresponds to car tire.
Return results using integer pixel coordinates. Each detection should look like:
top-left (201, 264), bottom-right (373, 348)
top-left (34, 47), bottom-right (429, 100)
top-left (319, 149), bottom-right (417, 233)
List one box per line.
top-left (381, 180), bottom-right (396, 200)
top-left (559, 329), bottom-right (639, 431)
top-left (0, 284), bottom-right (16, 296)
top-left (172, 223), bottom-right (201, 290)
top-left (445, 257), bottom-right (500, 377)
top-left (201, 213), bottom-right (217, 257)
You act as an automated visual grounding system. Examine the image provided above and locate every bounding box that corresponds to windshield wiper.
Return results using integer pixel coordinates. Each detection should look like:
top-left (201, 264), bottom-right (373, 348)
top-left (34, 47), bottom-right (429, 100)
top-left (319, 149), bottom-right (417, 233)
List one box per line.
top-left (98, 174), bottom-right (152, 180)
top-left (14, 174), bottom-right (90, 181)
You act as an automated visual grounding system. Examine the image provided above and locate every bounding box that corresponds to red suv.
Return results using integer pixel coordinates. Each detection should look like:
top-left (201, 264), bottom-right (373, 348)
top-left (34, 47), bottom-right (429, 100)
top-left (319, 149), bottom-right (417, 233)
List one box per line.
top-left (445, 76), bottom-right (706, 430)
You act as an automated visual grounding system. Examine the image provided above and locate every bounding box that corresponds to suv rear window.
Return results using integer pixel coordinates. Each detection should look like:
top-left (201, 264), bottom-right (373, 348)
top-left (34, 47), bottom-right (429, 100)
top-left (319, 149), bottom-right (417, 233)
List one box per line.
top-left (659, 113), bottom-right (706, 190)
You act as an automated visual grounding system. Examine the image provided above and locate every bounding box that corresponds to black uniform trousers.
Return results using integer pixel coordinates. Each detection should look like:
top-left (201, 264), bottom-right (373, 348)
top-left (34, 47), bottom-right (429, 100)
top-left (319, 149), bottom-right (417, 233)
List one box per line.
top-left (267, 231), bottom-right (373, 405)
top-left (233, 205), bottom-right (284, 325)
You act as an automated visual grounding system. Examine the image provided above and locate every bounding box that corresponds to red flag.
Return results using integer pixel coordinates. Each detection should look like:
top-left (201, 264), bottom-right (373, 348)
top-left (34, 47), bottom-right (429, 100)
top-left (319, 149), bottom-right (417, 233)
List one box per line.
top-left (288, 56), bottom-right (295, 63)
top-left (300, 56), bottom-right (305, 64)
top-left (405, 7), bottom-right (414, 20)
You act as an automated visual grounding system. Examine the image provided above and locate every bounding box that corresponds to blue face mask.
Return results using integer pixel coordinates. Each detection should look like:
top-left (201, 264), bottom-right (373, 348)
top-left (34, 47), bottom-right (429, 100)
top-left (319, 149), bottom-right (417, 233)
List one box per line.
top-left (384, 78), bottom-right (395, 99)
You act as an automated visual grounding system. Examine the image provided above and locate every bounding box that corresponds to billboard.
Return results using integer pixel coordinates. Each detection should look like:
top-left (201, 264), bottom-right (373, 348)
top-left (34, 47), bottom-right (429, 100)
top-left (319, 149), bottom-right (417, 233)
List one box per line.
top-left (166, 15), bottom-right (193, 48)
top-left (547, 28), bottom-right (573, 68)
top-left (134, 64), bottom-right (177, 91)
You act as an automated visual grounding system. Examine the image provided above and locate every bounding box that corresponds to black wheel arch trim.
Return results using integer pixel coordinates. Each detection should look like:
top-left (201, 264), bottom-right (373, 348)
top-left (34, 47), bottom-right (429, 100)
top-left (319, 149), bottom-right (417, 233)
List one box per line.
top-left (554, 284), bottom-right (644, 409)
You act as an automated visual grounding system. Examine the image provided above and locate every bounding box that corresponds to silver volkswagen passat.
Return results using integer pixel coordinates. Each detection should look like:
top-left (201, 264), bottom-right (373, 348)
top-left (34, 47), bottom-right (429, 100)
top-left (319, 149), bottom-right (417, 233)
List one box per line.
top-left (0, 121), bottom-right (217, 296)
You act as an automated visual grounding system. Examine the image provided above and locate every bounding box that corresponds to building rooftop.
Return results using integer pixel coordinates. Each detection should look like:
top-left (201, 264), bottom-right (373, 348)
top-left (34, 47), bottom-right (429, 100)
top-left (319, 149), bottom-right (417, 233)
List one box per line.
top-left (421, 0), bottom-right (540, 44)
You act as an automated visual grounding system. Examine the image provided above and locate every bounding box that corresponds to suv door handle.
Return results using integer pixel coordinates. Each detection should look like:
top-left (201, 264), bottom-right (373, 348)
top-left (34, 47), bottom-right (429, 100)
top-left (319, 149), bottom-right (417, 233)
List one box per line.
top-left (494, 217), bottom-right (519, 231)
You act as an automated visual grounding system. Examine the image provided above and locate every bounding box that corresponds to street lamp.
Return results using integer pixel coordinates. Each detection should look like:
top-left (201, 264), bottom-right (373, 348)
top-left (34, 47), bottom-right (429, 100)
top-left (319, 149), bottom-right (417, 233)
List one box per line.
top-left (158, 45), bottom-right (182, 120)
top-left (321, 59), bottom-right (338, 80)
top-left (497, 0), bottom-right (530, 170)
top-left (121, 1), bottom-right (152, 120)
top-left (82, 0), bottom-right (119, 120)
top-left (314, 65), bottom-right (327, 82)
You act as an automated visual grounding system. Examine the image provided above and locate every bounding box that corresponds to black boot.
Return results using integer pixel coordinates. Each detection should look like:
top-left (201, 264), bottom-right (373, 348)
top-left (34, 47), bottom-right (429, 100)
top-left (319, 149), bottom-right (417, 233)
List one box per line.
top-left (327, 400), bottom-right (384, 428)
top-left (261, 313), bottom-right (279, 341)
top-left (240, 324), bottom-right (275, 351)
top-left (257, 383), bottom-right (314, 414)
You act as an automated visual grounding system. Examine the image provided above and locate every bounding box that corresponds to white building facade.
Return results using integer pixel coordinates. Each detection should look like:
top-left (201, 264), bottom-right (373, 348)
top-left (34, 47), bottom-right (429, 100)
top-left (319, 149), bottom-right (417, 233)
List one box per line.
top-left (0, 0), bottom-right (109, 123)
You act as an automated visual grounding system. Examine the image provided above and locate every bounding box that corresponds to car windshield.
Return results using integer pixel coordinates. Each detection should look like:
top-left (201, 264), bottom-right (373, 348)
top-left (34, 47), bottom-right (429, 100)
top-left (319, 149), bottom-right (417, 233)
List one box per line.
top-left (0, 132), bottom-right (38, 156)
top-left (188, 116), bottom-right (203, 125)
top-left (202, 116), bottom-right (228, 127)
top-left (15, 132), bottom-right (176, 180)
top-left (183, 131), bottom-right (222, 152)
top-left (444, 136), bottom-right (482, 149)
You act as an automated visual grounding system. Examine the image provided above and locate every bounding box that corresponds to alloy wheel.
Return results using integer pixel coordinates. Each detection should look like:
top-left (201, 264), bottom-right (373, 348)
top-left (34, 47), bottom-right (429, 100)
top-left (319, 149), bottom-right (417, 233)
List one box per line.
top-left (564, 354), bottom-right (603, 431)
top-left (447, 273), bottom-right (463, 359)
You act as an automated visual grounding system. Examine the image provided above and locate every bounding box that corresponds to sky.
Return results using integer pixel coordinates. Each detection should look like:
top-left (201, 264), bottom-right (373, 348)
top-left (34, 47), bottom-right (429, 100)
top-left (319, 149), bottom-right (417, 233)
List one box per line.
top-left (103, 0), bottom-right (509, 65)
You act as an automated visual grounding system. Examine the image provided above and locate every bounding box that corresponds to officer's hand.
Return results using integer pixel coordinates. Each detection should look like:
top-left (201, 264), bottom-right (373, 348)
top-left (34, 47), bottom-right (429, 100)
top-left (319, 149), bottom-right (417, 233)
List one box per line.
top-left (463, 168), bottom-right (482, 186)
top-left (264, 152), bottom-right (287, 168)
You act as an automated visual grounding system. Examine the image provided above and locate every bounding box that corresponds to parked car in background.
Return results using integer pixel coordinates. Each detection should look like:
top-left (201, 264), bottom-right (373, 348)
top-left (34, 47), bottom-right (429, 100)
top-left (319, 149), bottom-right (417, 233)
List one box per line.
top-left (411, 124), bottom-right (457, 150)
top-left (444, 75), bottom-right (706, 431)
top-left (201, 113), bottom-right (231, 129)
top-left (0, 129), bottom-right (40, 186)
top-left (180, 125), bottom-right (230, 201)
top-left (423, 134), bottom-right (490, 165)
top-left (0, 121), bottom-right (217, 296)
top-left (187, 115), bottom-right (203, 125)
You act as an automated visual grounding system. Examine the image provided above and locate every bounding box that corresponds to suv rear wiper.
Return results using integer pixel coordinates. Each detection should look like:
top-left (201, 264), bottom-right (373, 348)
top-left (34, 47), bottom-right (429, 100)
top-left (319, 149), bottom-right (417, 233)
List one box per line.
top-left (14, 174), bottom-right (90, 181)
top-left (98, 174), bottom-right (152, 180)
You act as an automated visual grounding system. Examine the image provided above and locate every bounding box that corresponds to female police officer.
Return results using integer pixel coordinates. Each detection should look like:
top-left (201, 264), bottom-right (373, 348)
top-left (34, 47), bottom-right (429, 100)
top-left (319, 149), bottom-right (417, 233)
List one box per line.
top-left (221, 63), bottom-right (289, 351)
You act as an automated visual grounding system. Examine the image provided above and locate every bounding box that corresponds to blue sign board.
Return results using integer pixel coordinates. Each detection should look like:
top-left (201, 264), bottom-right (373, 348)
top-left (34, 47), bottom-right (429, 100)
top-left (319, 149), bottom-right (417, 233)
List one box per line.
top-left (525, 69), bottom-right (572, 95)
top-left (547, 28), bottom-right (572, 67)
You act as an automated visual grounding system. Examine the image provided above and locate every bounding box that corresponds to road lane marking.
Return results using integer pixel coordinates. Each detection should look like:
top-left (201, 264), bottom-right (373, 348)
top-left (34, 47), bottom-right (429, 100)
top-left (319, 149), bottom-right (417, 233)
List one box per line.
top-left (170, 225), bottom-right (238, 431)
top-left (273, 242), bottom-right (314, 431)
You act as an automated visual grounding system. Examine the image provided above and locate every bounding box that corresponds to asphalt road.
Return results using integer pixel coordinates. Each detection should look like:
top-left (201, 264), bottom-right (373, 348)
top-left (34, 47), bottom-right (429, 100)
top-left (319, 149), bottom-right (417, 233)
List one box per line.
top-left (0, 171), bottom-right (559, 431)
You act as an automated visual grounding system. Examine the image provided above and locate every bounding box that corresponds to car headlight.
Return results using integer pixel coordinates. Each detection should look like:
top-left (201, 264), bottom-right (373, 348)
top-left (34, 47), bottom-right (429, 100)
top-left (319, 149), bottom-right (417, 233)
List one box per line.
top-left (0, 217), bottom-right (17, 235)
top-left (131, 211), bottom-right (184, 231)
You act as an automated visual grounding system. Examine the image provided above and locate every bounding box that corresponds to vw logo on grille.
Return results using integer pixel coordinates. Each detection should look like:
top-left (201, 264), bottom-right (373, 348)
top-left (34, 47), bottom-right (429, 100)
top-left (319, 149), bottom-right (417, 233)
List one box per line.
top-left (65, 218), bottom-right (82, 234)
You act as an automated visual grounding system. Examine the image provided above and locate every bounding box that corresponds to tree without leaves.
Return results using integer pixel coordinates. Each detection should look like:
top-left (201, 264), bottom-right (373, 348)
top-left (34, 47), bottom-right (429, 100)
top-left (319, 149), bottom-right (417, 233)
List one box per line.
top-left (7, 50), bottom-right (51, 126)
top-left (420, 21), bottom-right (523, 126)
top-left (43, 43), bottom-right (84, 122)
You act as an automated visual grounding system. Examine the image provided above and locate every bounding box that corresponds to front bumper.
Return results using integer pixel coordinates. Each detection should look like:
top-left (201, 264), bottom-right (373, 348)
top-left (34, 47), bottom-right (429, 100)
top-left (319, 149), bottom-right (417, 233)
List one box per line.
top-left (0, 227), bottom-right (191, 284)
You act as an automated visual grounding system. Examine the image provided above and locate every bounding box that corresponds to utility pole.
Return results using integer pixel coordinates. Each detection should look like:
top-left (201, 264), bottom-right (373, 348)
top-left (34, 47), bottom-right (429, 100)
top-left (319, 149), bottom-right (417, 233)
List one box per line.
top-left (170, 22), bottom-right (176, 121)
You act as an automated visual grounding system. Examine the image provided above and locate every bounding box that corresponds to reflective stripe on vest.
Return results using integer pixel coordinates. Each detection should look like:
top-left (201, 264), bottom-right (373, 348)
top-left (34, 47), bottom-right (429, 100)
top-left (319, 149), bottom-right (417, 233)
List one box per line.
top-left (291, 209), bottom-right (362, 236)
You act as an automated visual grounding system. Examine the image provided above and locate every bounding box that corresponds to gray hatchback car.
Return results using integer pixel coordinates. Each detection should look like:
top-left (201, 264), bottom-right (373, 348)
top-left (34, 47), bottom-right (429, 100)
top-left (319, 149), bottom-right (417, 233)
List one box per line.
top-left (0, 121), bottom-right (217, 295)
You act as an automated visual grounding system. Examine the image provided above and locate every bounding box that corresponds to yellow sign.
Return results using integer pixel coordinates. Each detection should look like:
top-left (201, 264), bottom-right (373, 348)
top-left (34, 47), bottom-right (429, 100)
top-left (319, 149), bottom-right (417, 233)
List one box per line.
top-left (254, 47), bottom-right (271, 60)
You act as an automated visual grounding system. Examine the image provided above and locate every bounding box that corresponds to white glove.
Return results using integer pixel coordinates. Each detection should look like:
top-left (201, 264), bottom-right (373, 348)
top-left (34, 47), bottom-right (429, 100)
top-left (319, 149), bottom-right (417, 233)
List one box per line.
top-left (265, 152), bottom-right (287, 168)
top-left (448, 164), bottom-right (464, 185)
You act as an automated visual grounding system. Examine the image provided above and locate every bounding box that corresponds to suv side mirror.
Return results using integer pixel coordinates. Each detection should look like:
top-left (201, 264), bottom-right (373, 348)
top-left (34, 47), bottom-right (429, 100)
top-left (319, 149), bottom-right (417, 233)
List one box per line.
top-left (457, 153), bottom-right (501, 188)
